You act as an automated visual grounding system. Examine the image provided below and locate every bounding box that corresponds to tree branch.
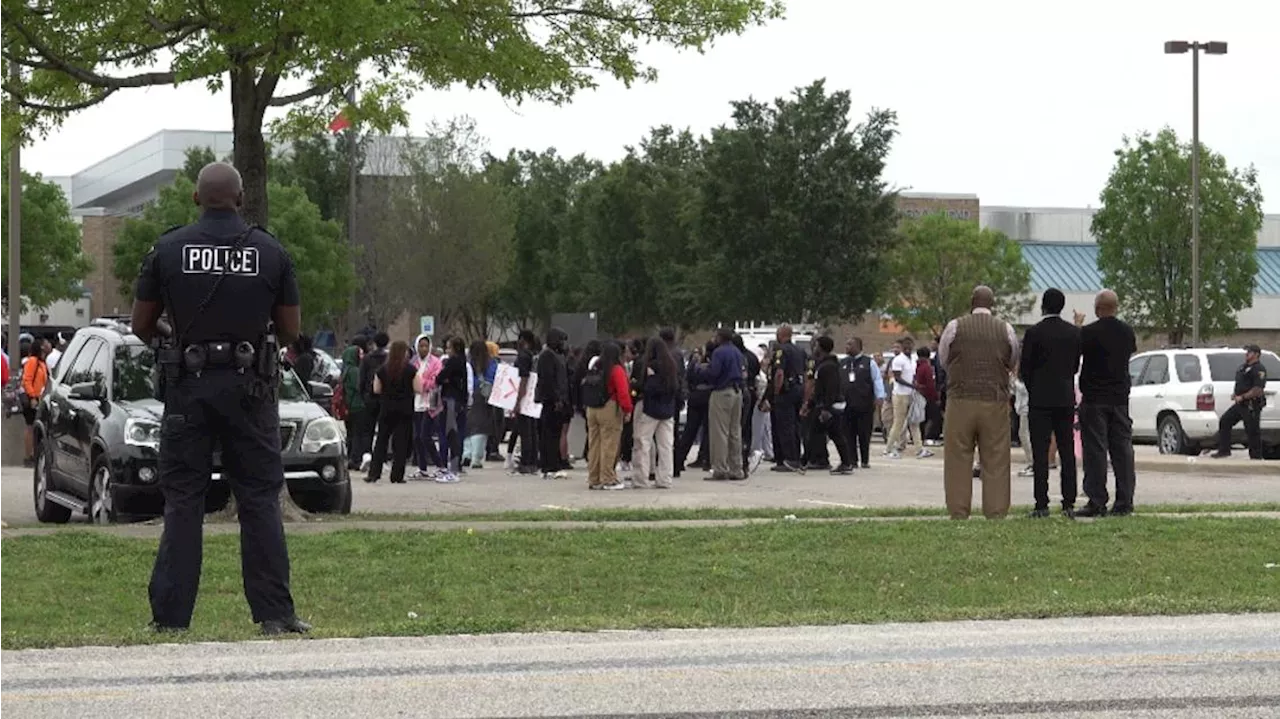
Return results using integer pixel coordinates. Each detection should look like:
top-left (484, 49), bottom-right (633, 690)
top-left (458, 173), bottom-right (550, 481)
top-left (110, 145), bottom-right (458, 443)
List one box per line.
top-left (2, 83), bottom-right (118, 113)
top-left (269, 82), bottom-right (335, 107)
top-left (8, 20), bottom-right (179, 89)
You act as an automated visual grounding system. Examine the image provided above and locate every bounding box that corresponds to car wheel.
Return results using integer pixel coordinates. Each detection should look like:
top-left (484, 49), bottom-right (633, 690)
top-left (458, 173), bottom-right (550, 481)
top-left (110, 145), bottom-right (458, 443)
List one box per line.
top-left (1157, 414), bottom-right (1190, 455)
top-left (337, 479), bottom-right (353, 514)
top-left (89, 457), bottom-right (119, 525)
top-left (33, 440), bottom-right (72, 524)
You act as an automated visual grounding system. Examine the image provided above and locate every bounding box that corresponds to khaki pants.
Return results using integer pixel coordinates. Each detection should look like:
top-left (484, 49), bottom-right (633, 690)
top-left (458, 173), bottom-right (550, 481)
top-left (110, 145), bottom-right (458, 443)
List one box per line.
top-left (633, 406), bottom-right (675, 488)
top-left (943, 398), bottom-right (1011, 519)
top-left (888, 393), bottom-right (919, 453)
top-left (587, 401), bottom-right (624, 487)
top-left (709, 388), bottom-right (744, 479)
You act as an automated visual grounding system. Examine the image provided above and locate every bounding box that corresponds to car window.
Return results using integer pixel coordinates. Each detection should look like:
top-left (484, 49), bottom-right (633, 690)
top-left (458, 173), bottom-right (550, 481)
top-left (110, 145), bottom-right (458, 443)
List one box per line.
top-left (1174, 354), bottom-right (1202, 383)
top-left (1208, 351), bottom-right (1280, 381)
top-left (113, 344), bottom-right (156, 401)
top-left (87, 341), bottom-right (113, 390)
top-left (1128, 356), bottom-right (1149, 386)
top-left (55, 335), bottom-right (91, 385)
top-left (1140, 355), bottom-right (1169, 385)
top-left (63, 339), bottom-right (104, 386)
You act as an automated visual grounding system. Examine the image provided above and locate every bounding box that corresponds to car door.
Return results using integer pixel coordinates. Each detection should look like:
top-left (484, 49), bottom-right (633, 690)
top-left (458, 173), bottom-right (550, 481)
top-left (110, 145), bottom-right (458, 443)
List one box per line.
top-left (1258, 352), bottom-right (1280, 432)
top-left (47, 337), bottom-right (99, 481)
top-left (61, 338), bottom-right (107, 490)
top-left (1125, 354), bottom-right (1155, 439)
top-left (1133, 354), bottom-right (1170, 438)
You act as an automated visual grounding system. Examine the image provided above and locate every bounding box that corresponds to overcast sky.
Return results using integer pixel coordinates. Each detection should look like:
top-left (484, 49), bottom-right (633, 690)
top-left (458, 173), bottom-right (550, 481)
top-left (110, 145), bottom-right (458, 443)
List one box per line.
top-left (22, 0), bottom-right (1280, 212)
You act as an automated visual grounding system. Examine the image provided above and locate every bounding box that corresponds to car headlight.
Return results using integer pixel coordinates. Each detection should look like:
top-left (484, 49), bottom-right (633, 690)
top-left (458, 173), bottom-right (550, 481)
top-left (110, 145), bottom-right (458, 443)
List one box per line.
top-left (301, 416), bottom-right (342, 454)
top-left (125, 418), bottom-right (161, 449)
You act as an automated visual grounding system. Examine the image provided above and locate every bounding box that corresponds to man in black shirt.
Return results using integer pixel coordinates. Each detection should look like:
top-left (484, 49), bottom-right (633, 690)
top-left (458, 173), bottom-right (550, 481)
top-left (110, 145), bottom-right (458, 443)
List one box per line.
top-left (770, 325), bottom-right (807, 472)
top-left (1077, 290), bottom-right (1137, 517)
top-left (536, 328), bottom-right (570, 479)
top-left (512, 330), bottom-right (540, 475)
top-left (1211, 345), bottom-right (1268, 460)
top-left (1019, 288), bottom-right (1082, 518)
top-left (809, 336), bottom-right (853, 474)
top-left (357, 332), bottom-right (390, 470)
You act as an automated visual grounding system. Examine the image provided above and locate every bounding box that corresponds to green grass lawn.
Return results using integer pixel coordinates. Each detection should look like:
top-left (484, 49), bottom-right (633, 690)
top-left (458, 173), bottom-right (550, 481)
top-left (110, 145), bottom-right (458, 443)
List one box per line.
top-left (4, 517), bottom-right (1279, 650)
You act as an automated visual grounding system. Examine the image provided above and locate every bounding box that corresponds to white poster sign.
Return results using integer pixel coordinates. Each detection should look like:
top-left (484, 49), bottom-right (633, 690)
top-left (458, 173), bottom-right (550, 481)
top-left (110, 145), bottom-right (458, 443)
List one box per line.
top-left (488, 364), bottom-right (543, 418)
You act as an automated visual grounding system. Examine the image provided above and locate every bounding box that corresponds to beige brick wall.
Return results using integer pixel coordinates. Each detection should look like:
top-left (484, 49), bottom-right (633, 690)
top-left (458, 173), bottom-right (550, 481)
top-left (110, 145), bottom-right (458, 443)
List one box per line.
top-left (80, 216), bottom-right (129, 318)
top-left (896, 195), bottom-right (980, 223)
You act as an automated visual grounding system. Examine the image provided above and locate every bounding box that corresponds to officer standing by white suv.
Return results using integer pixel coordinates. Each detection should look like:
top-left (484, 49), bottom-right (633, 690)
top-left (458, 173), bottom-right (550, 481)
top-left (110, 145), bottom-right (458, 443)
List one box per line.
top-left (1211, 344), bottom-right (1267, 460)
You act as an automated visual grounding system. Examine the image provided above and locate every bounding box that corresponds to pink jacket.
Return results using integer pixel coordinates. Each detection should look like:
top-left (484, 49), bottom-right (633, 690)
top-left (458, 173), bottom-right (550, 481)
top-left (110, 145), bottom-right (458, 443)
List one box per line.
top-left (413, 353), bottom-right (444, 416)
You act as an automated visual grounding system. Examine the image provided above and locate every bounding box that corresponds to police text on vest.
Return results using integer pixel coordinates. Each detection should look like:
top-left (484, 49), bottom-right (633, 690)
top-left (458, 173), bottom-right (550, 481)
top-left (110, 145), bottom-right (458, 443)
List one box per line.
top-left (182, 245), bottom-right (260, 276)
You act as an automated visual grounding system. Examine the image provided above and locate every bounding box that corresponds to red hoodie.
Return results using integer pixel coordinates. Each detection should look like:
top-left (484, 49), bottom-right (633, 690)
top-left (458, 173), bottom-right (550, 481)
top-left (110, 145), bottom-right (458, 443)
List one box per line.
top-left (915, 358), bottom-right (938, 403)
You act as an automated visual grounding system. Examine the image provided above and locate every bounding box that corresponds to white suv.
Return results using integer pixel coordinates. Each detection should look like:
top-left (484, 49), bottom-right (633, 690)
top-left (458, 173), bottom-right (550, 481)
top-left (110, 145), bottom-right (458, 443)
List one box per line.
top-left (1128, 348), bottom-right (1280, 456)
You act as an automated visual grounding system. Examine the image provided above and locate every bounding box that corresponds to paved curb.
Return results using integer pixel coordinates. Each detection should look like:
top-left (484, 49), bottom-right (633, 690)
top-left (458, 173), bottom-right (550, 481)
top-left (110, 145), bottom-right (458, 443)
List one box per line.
top-left (4, 511), bottom-right (1279, 539)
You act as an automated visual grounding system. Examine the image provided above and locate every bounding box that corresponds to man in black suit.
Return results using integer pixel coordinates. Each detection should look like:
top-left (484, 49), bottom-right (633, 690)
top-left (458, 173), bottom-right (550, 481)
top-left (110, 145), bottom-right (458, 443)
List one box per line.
top-left (1019, 288), bottom-right (1082, 518)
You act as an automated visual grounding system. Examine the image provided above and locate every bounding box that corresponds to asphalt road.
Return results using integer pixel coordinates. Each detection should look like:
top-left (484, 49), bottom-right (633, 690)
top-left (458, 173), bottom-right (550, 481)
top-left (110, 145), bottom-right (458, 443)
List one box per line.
top-left (4, 443), bottom-right (1277, 525)
top-left (4, 613), bottom-right (1279, 718)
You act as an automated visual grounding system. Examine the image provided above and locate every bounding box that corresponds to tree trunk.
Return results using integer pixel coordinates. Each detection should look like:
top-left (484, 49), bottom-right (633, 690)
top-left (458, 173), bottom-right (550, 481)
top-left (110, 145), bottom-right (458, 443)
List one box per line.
top-left (211, 66), bottom-right (310, 524)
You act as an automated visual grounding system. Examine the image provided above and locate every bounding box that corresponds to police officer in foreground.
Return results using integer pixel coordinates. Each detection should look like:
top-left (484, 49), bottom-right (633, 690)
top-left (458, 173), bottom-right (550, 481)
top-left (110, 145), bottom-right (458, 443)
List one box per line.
top-left (131, 162), bottom-right (310, 636)
top-left (1211, 344), bottom-right (1268, 460)
top-left (769, 325), bottom-right (807, 472)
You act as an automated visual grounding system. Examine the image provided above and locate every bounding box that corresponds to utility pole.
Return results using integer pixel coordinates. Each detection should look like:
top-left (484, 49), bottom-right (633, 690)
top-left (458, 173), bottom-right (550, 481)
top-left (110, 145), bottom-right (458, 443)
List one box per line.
top-left (6, 63), bottom-right (21, 362)
top-left (1164, 40), bottom-right (1228, 346)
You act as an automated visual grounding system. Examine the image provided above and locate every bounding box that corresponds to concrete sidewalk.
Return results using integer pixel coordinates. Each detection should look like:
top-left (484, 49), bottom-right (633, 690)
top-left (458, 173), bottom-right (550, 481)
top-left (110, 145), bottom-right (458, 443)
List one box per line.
top-left (5, 510), bottom-right (1279, 539)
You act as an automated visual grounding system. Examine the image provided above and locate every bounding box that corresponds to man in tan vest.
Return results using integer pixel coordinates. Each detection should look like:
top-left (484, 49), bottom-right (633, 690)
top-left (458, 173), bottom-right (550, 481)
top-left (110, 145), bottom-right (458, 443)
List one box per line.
top-left (937, 286), bottom-right (1022, 519)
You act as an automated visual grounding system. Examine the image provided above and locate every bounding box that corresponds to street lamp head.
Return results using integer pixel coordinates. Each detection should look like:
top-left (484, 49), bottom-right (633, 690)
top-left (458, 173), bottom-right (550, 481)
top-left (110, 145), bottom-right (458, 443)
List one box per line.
top-left (1203, 41), bottom-right (1228, 55)
top-left (1164, 40), bottom-right (1190, 54)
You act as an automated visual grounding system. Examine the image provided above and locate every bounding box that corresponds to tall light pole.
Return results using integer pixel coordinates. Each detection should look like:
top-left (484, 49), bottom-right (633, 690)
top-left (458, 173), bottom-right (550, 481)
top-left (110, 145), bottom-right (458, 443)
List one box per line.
top-left (1164, 40), bottom-right (1227, 346)
top-left (6, 63), bottom-right (22, 363)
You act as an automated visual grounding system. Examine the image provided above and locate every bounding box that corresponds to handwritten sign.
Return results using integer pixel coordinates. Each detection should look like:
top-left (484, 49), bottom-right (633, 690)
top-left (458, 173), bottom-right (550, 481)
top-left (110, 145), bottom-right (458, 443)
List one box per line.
top-left (488, 364), bottom-right (543, 418)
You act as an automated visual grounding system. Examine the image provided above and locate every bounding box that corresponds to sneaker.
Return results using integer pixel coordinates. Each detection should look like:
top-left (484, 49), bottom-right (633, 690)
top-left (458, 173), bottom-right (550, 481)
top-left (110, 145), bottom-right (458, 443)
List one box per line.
top-left (504, 454), bottom-right (517, 471)
top-left (860, 462), bottom-right (870, 470)
top-left (887, 451), bottom-right (902, 460)
top-left (924, 439), bottom-right (942, 447)
top-left (360, 453), bottom-right (372, 472)
top-left (748, 449), bottom-right (765, 475)
top-left (542, 472), bottom-right (556, 480)
top-left (434, 472), bottom-right (460, 484)
top-left (830, 464), bottom-right (854, 475)
top-left (1018, 466), bottom-right (1035, 477)
top-left (601, 482), bottom-right (626, 490)
top-left (916, 449), bottom-right (934, 459)
top-left (472, 463), bottom-right (484, 471)
top-left (554, 471), bottom-right (569, 480)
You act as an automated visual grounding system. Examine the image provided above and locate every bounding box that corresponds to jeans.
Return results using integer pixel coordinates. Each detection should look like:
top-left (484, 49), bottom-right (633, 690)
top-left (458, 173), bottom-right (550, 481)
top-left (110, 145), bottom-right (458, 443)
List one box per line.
top-left (464, 434), bottom-right (488, 467)
top-left (413, 412), bottom-right (441, 472)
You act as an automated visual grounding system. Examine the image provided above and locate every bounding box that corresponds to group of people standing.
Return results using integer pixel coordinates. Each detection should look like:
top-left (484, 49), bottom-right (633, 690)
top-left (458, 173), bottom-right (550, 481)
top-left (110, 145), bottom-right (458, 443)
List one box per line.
top-left (939, 285), bottom-right (1138, 520)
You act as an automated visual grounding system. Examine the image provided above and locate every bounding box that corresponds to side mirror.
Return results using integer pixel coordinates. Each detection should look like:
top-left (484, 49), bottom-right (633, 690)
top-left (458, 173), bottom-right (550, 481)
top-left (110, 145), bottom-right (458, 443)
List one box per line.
top-left (308, 381), bottom-right (334, 399)
top-left (68, 382), bottom-right (101, 401)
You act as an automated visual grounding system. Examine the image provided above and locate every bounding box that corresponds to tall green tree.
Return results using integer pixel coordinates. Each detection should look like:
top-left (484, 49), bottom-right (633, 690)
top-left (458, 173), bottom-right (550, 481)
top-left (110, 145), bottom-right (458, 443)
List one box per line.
top-left (1, 168), bottom-right (92, 312)
top-left (4, 0), bottom-right (783, 227)
top-left (1092, 128), bottom-right (1264, 344)
top-left (366, 122), bottom-right (515, 337)
top-left (698, 79), bottom-right (899, 325)
top-left (113, 155), bottom-right (357, 332)
top-left (882, 213), bottom-right (1033, 337)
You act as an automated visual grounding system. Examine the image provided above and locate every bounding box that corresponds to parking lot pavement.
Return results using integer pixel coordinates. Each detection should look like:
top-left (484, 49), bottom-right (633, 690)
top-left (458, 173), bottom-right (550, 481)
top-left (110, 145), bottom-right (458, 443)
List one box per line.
top-left (4, 443), bottom-right (1276, 526)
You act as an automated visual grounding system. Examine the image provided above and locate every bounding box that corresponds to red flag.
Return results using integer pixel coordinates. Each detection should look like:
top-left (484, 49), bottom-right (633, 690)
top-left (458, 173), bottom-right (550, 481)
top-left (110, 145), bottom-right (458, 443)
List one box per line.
top-left (328, 111), bottom-right (351, 133)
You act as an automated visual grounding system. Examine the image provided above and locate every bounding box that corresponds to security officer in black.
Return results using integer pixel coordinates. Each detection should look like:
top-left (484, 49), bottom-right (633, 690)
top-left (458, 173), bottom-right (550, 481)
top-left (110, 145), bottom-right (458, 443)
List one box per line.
top-left (132, 162), bottom-right (310, 636)
top-left (769, 325), bottom-right (807, 472)
top-left (1211, 344), bottom-right (1268, 460)
top-left (809, 336), bottom-right (853, 474)
top-left (840, 337), bottom-right (881, 469)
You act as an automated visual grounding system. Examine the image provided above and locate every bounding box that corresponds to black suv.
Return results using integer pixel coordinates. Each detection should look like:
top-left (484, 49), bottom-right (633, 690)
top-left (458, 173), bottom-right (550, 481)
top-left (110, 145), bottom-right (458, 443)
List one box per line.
top-left (31, 324), bottom-right (352, 524)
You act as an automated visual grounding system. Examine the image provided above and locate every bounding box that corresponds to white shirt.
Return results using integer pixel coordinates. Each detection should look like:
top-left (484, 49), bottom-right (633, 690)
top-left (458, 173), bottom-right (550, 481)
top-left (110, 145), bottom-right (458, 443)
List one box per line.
top-left (890, 353), bottom-right (916, 396)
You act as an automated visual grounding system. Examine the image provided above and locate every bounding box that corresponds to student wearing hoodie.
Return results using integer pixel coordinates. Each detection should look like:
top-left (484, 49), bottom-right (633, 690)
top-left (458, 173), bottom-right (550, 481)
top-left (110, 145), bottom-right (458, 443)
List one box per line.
top-left (411, 334), bottom-right (443, 478)
top-left (340, 339), bottom-right (367, 471)
top-left (435, 337), bottom-right (469, 480)
top-left (466, 339), bottom-right (499, 469)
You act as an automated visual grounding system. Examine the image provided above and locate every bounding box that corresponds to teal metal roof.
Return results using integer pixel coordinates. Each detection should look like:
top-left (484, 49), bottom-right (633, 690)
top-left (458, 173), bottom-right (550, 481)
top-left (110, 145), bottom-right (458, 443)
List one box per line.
top-left (1018, 242), bottom-right (1280, 296)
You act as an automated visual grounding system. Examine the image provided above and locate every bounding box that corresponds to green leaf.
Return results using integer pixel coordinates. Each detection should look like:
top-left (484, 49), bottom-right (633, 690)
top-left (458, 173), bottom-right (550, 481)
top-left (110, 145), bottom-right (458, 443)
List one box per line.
top-left (1, 168), bottom-right (94, 313)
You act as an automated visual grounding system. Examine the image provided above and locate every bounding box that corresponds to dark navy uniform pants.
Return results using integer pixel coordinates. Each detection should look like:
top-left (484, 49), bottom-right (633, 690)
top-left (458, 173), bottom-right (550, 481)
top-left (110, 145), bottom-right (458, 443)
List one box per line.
top-left (1217, 402), bottom-right (1263, 458)
top-left (771, 387), bottom-right (803, 465)
top-left (149, 370), bottom-right (295, 627)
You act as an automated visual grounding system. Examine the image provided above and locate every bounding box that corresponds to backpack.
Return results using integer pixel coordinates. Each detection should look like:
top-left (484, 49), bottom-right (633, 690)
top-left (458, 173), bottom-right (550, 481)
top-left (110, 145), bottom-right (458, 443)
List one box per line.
top-left (580, 364), bottom-right (609, 409)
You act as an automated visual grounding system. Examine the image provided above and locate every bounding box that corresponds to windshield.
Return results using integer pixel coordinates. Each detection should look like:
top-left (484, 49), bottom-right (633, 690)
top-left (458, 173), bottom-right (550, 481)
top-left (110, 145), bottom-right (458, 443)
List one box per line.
top-left (279, 368), bottom-right (309, 402)
top-left (113, 344), bottom-right (157, 401)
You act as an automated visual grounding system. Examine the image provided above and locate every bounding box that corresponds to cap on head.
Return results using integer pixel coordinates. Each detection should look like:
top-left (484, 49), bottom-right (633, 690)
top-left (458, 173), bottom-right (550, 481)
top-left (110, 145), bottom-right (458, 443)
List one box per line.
top-left (194, 162), bottom-right (244, 210)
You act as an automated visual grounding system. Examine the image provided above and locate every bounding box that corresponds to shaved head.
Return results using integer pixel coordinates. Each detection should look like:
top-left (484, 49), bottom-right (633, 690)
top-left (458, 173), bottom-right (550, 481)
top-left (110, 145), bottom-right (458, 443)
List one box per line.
top-left (194, 162), bottom-right (244, 210)
top-left (1095, 289), bottom-right (1119, 318)
top-left (971, 285), bottom-right (995, 310)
